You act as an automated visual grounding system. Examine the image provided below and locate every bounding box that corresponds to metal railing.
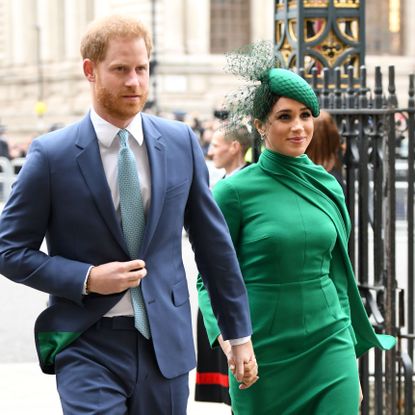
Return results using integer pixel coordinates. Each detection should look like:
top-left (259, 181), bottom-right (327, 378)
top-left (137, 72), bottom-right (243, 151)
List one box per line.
top-left (0, 157), bottom-right (25, 202)
top-left (310, 65), bottom-right (415, 414)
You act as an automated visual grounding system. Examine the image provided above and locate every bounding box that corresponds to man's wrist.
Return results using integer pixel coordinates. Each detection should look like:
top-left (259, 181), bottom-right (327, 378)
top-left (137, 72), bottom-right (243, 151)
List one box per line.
top-left (83, 266), bottom-right (94, 295)
top-left (229, 336), bottom-right (251, 346)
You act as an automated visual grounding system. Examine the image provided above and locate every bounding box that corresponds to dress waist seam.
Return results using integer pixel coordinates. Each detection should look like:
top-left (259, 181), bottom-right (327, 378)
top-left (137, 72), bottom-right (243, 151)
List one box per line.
top-left (246, 274), bottom-right (330, 288)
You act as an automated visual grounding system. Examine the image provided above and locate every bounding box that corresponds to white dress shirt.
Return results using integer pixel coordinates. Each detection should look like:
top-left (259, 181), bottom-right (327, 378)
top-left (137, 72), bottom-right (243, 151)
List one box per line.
top-left (88, 109), bottom-right (249, 345)
top-left (90, 108), bottom-right (151, 317)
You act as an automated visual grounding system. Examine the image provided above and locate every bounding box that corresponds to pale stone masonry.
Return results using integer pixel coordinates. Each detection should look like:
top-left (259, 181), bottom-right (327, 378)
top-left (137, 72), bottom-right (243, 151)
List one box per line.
top-left (0, 0), bottom-right (413, 142)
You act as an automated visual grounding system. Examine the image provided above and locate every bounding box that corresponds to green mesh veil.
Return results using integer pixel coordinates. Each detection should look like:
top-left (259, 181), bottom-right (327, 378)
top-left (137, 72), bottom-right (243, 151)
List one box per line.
top-left (223, 41), bottom-right (277, 131)
top-left (222, 40), bottom-right (320, 132)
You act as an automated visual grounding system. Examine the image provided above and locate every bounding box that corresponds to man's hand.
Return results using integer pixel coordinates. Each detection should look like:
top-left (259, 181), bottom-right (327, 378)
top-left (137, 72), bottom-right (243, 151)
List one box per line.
top-left (87, 260), bottom-right (147, 295)
top-left (228, 340), bottom-right (258, 389)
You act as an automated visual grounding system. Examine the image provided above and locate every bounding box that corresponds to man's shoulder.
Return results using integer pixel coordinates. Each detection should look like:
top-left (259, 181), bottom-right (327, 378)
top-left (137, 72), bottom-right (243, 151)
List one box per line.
top-left (142, 113), bottom-right (190, 134)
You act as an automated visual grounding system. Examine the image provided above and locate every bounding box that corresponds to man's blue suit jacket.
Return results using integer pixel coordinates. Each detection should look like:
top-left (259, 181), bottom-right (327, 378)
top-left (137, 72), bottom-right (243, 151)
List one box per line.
top-left (0, 113), bottom-right (252, 377)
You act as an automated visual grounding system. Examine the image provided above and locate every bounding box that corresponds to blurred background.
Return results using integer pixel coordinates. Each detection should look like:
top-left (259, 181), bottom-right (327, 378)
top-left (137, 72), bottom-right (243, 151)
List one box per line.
top-left (0, 0), bottom-right (413, 149)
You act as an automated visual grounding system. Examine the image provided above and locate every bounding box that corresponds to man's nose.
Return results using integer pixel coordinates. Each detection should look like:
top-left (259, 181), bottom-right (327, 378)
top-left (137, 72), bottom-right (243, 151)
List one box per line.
top-left (125, 71), bottom-right (140, 87)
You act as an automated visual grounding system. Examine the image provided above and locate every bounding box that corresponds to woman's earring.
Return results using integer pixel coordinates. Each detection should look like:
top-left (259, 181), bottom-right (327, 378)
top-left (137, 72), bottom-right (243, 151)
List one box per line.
top-left (260, 133), bottom-right (265, 141)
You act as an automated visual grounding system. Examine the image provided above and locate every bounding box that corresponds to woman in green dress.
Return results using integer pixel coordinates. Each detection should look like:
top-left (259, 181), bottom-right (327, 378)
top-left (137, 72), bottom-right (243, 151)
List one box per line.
top-left (197, 43), bottom-right (395, 415)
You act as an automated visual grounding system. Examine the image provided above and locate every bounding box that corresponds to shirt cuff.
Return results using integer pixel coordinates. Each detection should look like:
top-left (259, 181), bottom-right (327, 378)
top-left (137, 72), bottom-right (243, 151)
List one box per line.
top-left (82, 266), bottom-right (94, 295)
top-left (228, 336), bottom-right (251, 346)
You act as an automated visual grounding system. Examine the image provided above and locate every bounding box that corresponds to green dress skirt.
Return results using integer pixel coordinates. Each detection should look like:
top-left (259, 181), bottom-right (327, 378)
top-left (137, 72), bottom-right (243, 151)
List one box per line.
top-left (228, 189), bottom-right (358, 414)
top-left (197, 149), bottom-right (395, 415)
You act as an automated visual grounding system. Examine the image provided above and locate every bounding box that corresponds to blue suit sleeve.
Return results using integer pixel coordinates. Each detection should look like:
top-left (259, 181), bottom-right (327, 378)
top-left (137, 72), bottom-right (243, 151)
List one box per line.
top-left (184, 127), bottom-right (251, 342)
top-left (0, 139), bottom-right (91, 305)
top-left (197, 179), bottom-right (243, 346)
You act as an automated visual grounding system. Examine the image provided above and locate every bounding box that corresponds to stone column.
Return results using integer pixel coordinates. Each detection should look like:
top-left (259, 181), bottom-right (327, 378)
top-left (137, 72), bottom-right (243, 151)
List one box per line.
top-left (250, 0), bottom-right (274, 41)
top-left (404, 0), bottom-right (415, 57)
top-left (162, 0), bottom-right (185, 55)
top-left (93, 0), bottom-right (111, 18)
top-left (35, 0), bottom-right (51, 62)
top-left (63, 0), bottom-right (81, 60)
top-left (11, 0), bottom-right (36, 64)
top-left (184, 0), bottom-right (209, 55)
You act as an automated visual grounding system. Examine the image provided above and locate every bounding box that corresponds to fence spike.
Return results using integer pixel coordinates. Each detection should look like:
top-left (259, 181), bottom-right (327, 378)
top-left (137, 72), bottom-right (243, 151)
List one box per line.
top-left (388, 65), bottom-right (398, 108)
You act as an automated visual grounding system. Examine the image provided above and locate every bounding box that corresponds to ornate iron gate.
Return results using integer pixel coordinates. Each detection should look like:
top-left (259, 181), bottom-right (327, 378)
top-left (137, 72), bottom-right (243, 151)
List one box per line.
top-left (309, 65), bottom-right (415, 414)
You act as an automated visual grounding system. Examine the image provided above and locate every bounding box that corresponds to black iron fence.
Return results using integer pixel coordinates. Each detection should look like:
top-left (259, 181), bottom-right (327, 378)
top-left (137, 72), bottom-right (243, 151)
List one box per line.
top-left (307, 65), bottom-right (415, 414)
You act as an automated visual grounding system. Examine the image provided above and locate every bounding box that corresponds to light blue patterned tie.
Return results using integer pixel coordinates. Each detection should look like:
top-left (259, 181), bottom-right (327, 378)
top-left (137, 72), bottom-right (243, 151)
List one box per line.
top-left (118, 129), bottom-right (151, 339)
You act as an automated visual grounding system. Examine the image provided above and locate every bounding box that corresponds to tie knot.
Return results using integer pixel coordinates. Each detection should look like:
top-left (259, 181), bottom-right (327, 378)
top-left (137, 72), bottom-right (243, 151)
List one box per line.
top-left (118, 129), bottom-right (129, 147)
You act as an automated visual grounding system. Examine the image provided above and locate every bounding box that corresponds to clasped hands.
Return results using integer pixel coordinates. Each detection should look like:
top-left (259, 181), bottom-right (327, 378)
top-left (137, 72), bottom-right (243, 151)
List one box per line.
top-left (218, 335), bottom-right (259, 389)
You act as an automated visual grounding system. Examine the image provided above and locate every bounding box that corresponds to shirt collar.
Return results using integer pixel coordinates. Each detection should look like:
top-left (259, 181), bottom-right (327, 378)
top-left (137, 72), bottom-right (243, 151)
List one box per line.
top-left (90, 108), bottom-right (144, 147)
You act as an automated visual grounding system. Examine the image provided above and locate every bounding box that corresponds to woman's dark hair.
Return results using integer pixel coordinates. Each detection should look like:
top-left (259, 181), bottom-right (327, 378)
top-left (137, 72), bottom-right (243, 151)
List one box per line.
top-left (252, 82), bottom-right (281, 122)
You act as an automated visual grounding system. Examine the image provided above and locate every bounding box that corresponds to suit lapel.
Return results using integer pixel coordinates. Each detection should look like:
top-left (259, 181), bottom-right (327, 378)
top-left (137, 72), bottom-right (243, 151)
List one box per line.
top-left (75, 115), bottom-right (129, 255)
top-left (140, 114), bottom-right (166, 257)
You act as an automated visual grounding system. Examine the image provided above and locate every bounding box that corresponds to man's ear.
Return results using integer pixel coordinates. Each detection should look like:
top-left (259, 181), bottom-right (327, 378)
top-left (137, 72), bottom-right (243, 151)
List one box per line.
top-left (83, 59), bottom-right (96, 82)
top-left (230, 140), bottom-right (242, 155)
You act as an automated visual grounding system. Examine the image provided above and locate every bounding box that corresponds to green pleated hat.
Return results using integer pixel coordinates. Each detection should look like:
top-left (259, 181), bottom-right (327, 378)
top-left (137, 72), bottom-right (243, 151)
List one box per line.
top-left (266, 68), bottom-right (320, 117)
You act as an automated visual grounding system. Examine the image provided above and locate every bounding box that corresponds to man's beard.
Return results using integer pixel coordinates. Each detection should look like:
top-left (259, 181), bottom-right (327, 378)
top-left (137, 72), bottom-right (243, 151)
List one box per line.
top-left (96, 84), bottom-right (148, 120)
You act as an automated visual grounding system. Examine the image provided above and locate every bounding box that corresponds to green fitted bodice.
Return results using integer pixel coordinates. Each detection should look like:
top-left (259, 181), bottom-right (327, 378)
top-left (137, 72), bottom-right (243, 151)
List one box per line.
top-left (237, 176), bottom-right (336, 285)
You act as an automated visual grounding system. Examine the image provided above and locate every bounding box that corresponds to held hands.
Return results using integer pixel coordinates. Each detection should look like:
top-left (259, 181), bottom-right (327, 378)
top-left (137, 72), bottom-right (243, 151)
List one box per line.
top-left (218, 335), bottom-right (259, 390)
top-left (87, 260), bottom-right (147, 295)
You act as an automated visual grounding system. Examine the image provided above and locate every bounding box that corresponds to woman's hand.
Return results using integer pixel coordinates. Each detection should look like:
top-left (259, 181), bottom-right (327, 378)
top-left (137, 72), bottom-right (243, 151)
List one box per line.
top-left (238, 357), bottom-right (259, 389)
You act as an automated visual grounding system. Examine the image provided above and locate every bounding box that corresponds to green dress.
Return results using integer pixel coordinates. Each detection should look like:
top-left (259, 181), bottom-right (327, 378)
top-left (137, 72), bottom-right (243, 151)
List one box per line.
top-left (198, 149), bottom-right (395, 415)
